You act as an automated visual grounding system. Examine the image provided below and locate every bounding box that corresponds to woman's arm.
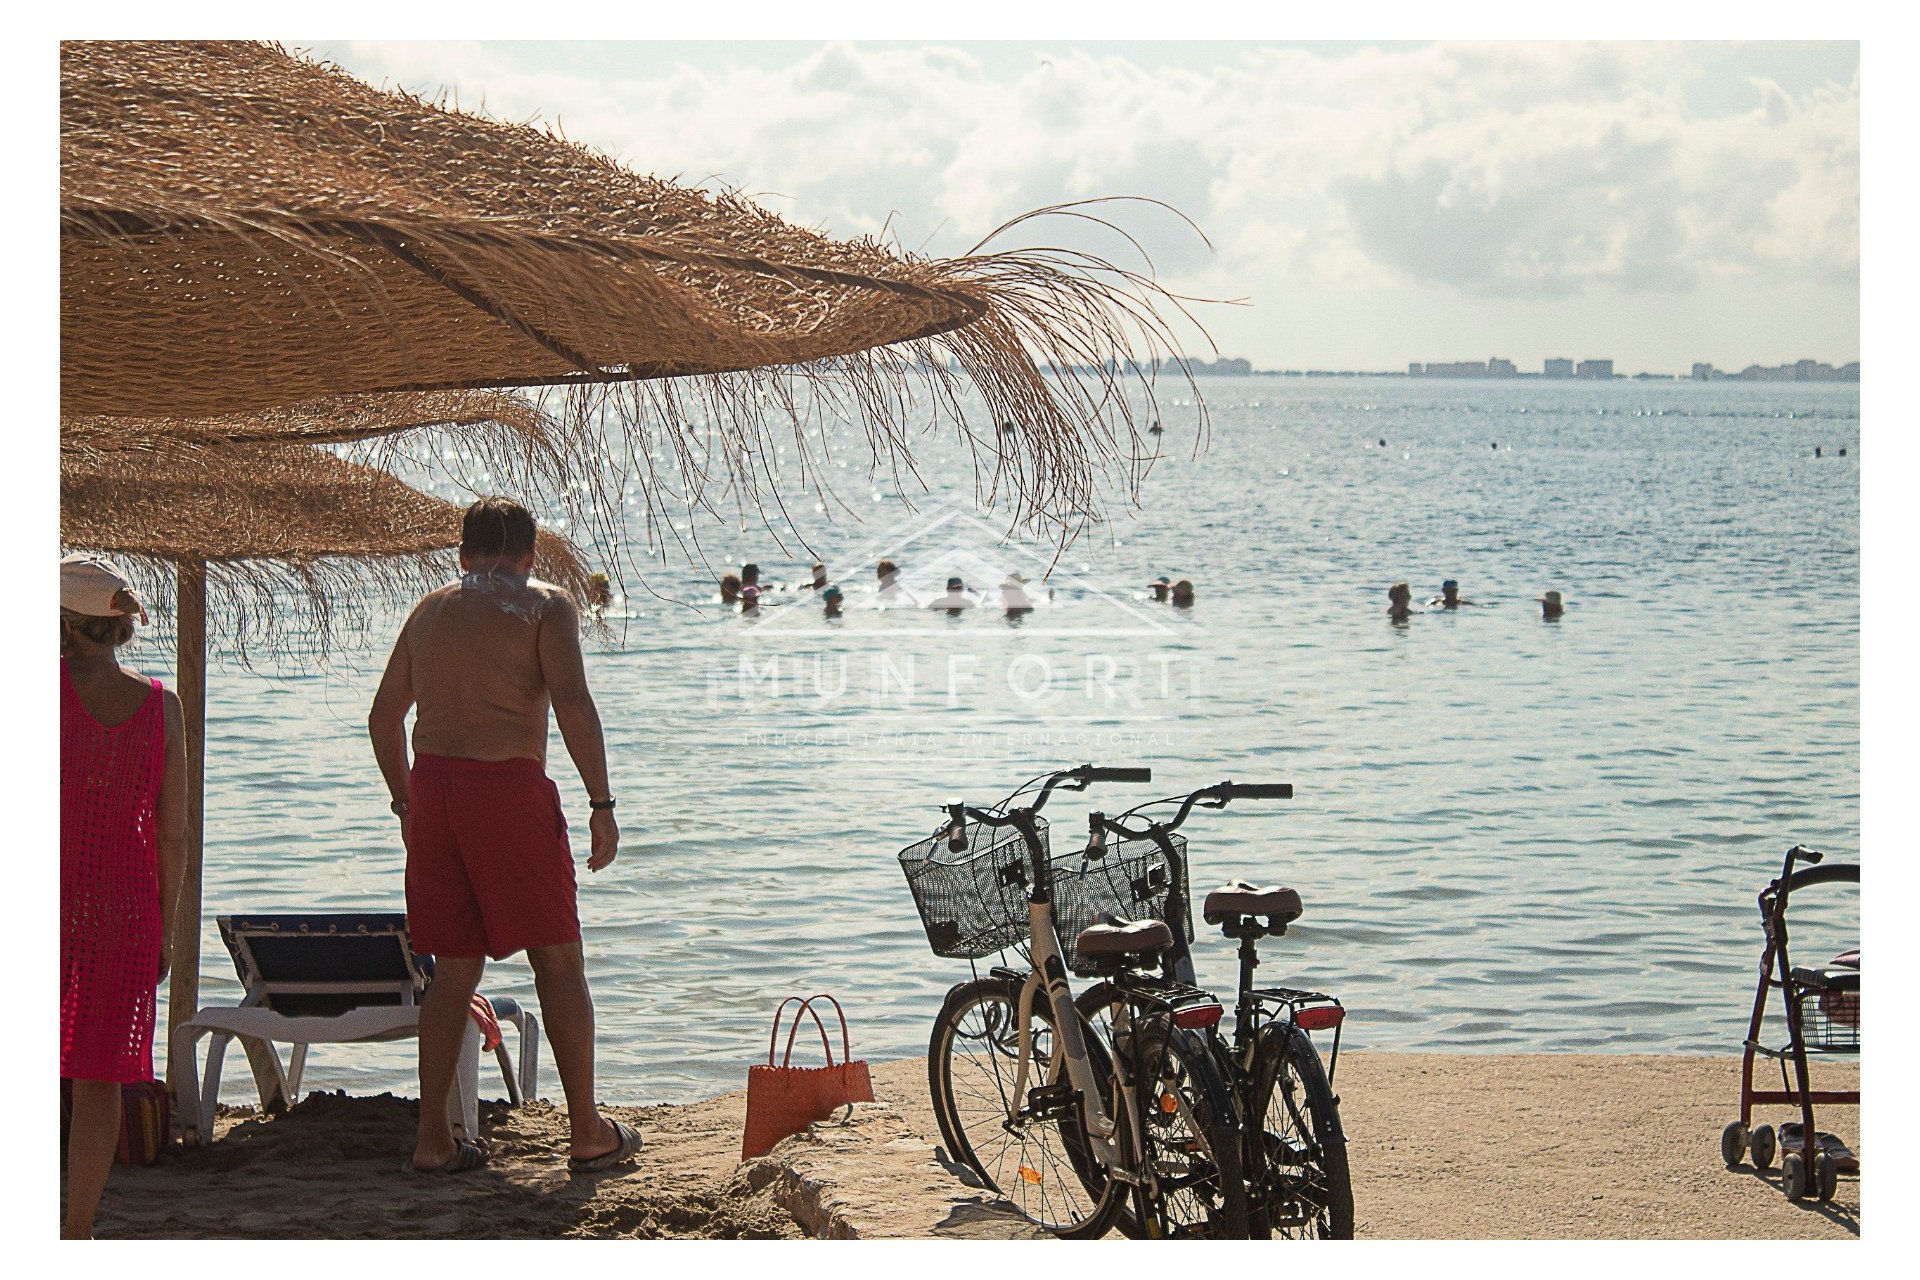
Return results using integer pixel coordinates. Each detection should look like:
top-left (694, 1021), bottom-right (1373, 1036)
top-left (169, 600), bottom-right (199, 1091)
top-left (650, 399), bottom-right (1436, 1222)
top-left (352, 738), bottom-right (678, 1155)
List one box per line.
top-left (155, 688), bottom-right (188, 982)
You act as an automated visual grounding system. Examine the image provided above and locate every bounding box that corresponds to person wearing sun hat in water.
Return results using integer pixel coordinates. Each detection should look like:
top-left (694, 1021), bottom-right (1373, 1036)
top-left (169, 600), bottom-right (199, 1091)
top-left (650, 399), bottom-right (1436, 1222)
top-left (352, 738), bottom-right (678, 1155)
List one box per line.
top-left (998, 572), bottom-right (1036, 618)
top-left (1538, 589), bottom-right (1565, 621)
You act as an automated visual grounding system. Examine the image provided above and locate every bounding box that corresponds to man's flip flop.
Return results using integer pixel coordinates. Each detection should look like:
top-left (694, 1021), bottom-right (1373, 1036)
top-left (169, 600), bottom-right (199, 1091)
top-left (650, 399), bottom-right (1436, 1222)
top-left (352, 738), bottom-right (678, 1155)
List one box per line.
top-left (407, 1138), bottom-right (488, 1175)
top-left (568, 1119), bottom-right (643, 1173)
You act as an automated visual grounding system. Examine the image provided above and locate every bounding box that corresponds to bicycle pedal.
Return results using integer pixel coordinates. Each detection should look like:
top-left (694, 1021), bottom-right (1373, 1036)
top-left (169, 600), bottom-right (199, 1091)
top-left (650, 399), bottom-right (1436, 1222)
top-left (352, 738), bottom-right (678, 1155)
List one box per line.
top-left (1023, 1080), bottom-right (1077, 1119)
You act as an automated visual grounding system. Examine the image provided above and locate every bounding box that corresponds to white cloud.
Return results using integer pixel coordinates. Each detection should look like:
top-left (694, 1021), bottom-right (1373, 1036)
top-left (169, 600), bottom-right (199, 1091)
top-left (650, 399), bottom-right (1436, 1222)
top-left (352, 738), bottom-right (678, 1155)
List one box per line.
top-left (318, 40), bottom-right (1859, 368)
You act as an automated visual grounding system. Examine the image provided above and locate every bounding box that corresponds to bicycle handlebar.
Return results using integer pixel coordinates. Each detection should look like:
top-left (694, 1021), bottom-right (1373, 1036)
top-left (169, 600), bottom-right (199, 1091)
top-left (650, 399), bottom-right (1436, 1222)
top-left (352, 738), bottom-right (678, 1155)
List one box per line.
top-left (943, 764), bottom-right (1152, 849)
top-left (1090, 779), bottom-right (1294, 847)
top-left (1223, 782), bottom-right (1293, 800)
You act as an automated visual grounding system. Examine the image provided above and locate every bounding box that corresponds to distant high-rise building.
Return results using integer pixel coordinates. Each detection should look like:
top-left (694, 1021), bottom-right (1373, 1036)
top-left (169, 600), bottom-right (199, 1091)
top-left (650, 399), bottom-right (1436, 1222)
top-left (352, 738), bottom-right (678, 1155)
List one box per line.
top-left (1576, 359), bottom-right (1614, 379)
top-left (1409, 362), bottom-right (1423, 376)
top-left (1487, 357), bottom-right (1517, 377)
top-left (1544, 358), bottom-right (1574, 378)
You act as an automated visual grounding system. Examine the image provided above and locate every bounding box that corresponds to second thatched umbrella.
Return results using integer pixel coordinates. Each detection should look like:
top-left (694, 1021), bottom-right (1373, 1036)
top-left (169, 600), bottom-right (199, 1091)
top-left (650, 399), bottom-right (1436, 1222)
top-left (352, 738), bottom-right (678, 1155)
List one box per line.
top-left (62, 432), bottom-right (589, 1085)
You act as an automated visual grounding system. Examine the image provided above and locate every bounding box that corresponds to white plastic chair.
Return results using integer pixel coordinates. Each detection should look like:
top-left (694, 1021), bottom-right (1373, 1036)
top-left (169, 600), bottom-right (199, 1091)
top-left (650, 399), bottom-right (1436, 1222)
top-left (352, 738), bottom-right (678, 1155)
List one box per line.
top-left (170, 913), bottom-right (540, 1145)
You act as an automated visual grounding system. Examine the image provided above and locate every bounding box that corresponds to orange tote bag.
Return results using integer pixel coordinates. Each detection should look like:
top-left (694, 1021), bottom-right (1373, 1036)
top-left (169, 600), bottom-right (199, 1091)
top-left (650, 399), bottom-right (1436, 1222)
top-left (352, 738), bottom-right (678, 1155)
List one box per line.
top-left (742, 994), bottom-right (876, 1159)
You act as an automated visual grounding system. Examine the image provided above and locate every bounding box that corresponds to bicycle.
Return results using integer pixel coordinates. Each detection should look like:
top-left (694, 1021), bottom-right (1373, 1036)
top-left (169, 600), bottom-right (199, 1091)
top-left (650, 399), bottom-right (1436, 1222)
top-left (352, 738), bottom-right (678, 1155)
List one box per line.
top-left (898, 764), bottom-right (1248, 1239)
top-left (1084, 781), bottom-right (1355, 1239)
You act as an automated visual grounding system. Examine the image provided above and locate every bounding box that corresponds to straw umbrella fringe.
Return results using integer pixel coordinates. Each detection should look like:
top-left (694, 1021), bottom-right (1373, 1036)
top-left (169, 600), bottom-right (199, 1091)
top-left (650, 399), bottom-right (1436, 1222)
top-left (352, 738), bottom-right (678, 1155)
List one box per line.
top-left (63, 392), bottom-right (607, 651)
top-left (61, 439), bottom-right (592, 646)
top-left (61, 41), bottom-right (1211, 541)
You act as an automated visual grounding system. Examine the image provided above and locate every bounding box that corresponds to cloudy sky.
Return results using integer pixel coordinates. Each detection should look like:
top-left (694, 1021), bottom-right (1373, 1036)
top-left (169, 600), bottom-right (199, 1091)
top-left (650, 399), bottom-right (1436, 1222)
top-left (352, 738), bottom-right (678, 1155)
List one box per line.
top-left (312, 40), bottom-right (1859, 375)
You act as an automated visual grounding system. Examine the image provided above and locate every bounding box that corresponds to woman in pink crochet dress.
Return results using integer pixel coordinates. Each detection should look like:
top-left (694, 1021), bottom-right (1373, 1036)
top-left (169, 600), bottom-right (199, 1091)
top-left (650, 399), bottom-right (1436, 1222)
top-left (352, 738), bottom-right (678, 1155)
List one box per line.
top-left (60, 555), bottom-right (186, 1238)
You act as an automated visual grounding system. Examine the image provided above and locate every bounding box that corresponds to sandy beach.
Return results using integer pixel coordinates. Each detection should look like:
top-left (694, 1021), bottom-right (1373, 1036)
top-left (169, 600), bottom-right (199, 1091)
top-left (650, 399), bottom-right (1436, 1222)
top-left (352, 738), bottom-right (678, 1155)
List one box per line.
top-left (86, 1052), bottom-right (1857, 1240)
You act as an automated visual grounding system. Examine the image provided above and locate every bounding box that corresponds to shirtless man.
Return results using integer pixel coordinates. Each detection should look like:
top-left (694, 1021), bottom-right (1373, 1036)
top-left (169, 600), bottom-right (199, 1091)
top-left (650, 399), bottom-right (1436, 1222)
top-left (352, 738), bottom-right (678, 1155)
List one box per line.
top-left (369, 497), bottom-right (639, 1174)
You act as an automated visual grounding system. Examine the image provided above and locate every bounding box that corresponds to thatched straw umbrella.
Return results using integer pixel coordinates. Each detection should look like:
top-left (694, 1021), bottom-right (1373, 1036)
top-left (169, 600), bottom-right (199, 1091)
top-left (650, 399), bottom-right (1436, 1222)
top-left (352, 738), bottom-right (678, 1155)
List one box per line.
top-left (62, 417), bottom-right (590, 1083)
top-left (61, 40), bottom-right (1203, 538)
top-left (60, 38), bottom-right (1205, 1084)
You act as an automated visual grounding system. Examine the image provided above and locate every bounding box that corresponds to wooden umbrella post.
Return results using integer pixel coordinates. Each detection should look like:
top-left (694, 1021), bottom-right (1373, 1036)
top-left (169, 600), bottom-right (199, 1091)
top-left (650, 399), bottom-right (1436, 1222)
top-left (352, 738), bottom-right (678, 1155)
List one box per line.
top-left (165, 556), bottom-right (206, 1097)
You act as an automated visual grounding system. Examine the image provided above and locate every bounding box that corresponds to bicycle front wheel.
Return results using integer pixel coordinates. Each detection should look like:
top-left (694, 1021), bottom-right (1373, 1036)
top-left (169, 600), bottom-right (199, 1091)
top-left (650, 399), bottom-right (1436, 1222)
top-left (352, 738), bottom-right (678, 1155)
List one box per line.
top-left (1247, 1024), bottom-right (1354, 1238)
top-left (928, 977), bottom-right (1128, 1239)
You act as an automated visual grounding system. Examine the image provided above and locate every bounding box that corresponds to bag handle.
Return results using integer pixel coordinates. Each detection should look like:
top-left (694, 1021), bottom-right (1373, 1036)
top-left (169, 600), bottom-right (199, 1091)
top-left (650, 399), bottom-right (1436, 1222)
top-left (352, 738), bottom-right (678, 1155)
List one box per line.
top-left (767, 995), bottom-right (833, 1069)
top-left (782, 993), bottom-right (854, 1069)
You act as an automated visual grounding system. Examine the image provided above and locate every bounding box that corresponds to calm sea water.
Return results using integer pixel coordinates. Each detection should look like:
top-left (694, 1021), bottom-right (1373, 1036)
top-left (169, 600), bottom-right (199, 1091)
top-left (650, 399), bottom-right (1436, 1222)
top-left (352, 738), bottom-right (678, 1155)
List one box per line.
top-left (139, 376), bottom-right (1860, 1103)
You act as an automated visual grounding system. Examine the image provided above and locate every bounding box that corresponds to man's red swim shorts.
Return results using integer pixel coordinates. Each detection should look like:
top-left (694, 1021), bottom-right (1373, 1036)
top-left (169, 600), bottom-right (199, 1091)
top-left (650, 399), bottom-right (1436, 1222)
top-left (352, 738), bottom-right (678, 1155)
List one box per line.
top-left (405, 754), bottom-right (580, 960)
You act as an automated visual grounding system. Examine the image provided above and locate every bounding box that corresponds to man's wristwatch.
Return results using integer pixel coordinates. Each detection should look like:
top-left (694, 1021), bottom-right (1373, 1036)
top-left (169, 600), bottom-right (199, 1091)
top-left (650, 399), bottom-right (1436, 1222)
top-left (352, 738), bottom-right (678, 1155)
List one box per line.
top-left (589, 797), bottom-right (616, 811)
top-left (390, 799), bottom-right (410, 817)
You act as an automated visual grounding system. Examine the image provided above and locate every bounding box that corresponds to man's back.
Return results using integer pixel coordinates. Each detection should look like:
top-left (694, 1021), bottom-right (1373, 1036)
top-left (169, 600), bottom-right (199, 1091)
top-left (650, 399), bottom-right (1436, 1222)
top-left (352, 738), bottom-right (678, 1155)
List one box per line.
top-left (367, 494), bottom-right (630, 1175)
top-left (406, 573), bottom-right (569, 763)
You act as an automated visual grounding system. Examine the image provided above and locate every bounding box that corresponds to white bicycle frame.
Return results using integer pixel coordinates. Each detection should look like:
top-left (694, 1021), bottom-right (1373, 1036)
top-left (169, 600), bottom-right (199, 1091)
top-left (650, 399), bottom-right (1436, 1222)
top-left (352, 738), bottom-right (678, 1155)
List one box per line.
top-left (1008, 898), bottom-right (1131, 1172)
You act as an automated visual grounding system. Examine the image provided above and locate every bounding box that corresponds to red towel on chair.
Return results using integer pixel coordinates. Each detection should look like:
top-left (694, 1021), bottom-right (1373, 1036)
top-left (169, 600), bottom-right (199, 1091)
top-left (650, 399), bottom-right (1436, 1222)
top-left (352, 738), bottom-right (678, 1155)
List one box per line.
top-left (469, 994), bottom-right (503, 1052)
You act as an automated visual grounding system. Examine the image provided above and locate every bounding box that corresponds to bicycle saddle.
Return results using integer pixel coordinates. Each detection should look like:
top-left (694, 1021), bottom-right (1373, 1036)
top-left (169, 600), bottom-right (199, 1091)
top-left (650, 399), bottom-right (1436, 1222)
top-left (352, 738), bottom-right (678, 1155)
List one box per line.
top-left (1203, 880), bottom-right (1304, 926)
top-left (1075, 917), bottom-right (1174, 961)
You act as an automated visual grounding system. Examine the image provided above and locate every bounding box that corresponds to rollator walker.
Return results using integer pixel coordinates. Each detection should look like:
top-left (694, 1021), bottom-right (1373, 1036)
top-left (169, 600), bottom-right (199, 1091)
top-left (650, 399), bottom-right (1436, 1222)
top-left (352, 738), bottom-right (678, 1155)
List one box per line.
top-left (1719, 845), bottom-right (1858, 1203)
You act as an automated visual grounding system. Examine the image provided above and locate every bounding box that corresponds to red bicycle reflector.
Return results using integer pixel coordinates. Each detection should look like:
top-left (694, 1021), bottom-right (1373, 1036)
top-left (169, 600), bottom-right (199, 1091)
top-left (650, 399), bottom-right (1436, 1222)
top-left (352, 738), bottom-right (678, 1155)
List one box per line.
top-left (1294, 1006), bottom-right (1344, 1032)
top-left (1172, 1003), bottom-right (1224, 1029)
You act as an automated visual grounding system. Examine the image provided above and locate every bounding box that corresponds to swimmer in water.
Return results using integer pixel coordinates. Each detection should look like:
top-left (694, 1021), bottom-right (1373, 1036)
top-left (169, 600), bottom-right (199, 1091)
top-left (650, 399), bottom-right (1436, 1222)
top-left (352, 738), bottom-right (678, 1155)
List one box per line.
top-left (822, 585), bottom-right (844, 618)
top-left (1427, 578), bottom-right (1474, 609)
top-left (999, 572), bottom-right (1035, 618)
top-left (1387, 582), bottom-right (1414, 622)
top-left (803, 562), bottom-right (828, 591)
top-left (739, 584), bottom-right (761, 614)
top-left (1148, 575), bottom-right (1171, 603)
top-left (1538, 589), bottom-right (1564, 621)
top-left (741, 563), bottom-right (762, 593)
top-left (719, 573), bottom-right (741, 606)
top-left (1171, 579), bottom-right (1195, 608)
top-left (875, 559), bottom-right (918, 607)
top-left (928, 576), bottom-right (977, 615)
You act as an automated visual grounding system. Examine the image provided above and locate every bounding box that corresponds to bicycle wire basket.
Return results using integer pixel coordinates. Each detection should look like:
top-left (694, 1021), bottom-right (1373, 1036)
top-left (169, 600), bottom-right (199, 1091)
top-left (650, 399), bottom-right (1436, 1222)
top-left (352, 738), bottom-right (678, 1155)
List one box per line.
top-left (898, 817), bottom-right (1048, 959)
top-left (897, 818), bottom-right (1193, 975)
top-left (1053, 832), bottom-right (1193, 976)
top-left (1793, 973), bottom-right (1860, 1053)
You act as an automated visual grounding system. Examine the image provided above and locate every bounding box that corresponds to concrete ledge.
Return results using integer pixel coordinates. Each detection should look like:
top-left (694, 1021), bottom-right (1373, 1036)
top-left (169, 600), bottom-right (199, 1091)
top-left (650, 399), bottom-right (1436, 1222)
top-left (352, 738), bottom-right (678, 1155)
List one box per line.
top-left (737, 1102), bottom-right (1049, 1239)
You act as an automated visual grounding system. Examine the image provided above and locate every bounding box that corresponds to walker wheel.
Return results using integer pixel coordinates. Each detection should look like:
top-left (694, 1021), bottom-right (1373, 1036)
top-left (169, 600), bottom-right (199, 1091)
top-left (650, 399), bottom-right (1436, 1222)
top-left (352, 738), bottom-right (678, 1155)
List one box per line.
top-left (1720, 1121), bottom-right (1748, 1168)
top-left (1750, 1124), bottom-right (1776, 1171)
top-left (1815, 1151), bottom-right (1837, 1202)
top-left (1783, 1152), bottom-right (1809, 1201)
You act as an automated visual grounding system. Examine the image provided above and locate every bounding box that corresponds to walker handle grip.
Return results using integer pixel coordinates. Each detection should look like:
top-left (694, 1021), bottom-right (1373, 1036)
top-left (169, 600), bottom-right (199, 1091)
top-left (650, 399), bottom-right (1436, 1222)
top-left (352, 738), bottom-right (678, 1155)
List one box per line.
top-left (1086, 766), bottom-right (1152, 784)
top-left (1223, 782), bottom-right (1293, 800)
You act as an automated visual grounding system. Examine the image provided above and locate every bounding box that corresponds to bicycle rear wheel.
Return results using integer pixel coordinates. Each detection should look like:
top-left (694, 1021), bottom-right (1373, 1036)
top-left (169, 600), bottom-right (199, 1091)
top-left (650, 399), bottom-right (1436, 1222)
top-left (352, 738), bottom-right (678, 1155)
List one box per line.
top-left (928, 977), bottom-right (1127, 1239)
top-left (1133, 1015), bottom-right (1247, 1237)
top-left (1247, 1024), bottom-right (1354, 1238)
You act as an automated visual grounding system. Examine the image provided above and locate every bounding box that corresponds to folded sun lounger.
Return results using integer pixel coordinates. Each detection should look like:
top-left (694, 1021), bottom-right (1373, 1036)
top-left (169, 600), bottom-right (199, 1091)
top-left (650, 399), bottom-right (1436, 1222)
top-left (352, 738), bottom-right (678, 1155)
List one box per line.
top-left (170, 912), bottom-right (541, 1145)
